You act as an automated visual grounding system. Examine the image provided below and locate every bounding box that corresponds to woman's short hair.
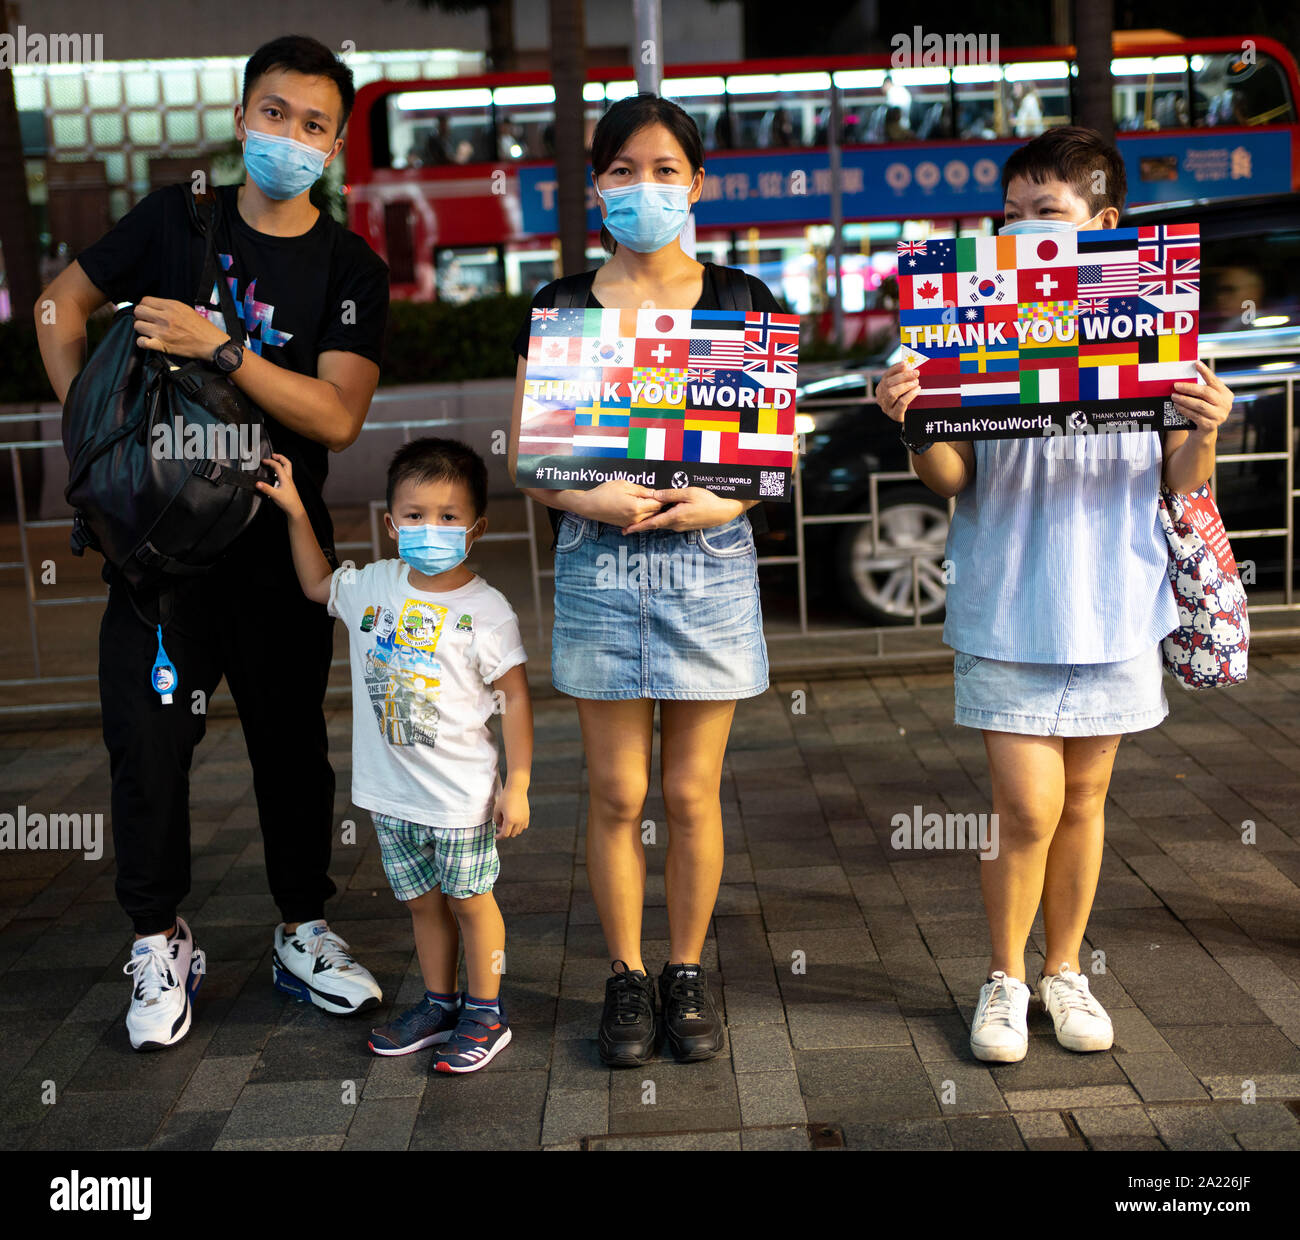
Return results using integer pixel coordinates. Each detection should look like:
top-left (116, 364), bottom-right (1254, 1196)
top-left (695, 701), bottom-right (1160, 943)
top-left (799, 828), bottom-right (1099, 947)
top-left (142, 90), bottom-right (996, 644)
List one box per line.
top-left (1000, 125), bottom-right (1128, 216)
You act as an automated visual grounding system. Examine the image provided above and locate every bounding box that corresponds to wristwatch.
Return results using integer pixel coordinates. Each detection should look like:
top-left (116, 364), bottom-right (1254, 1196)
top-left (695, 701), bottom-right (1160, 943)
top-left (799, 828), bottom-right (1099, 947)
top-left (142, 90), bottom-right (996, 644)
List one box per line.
top-left (899, 423), bottom-right (934, 455)
top-left (212, 338), bottom-right (244, 374)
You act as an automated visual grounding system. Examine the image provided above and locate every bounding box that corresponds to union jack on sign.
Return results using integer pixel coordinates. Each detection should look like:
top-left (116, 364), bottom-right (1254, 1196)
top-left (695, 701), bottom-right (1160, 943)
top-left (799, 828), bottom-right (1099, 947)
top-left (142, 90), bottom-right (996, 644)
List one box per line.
top-left (1139, 253), bottom-right (1200, 298)
top-left (531, 307), bottom-right (558, 320)
top-left (1077, 297), bottom-right (1109, 314)
top-left (898, 240), bottom-right (928, 256)
top-left (743, 336), bottom-right (798, 375)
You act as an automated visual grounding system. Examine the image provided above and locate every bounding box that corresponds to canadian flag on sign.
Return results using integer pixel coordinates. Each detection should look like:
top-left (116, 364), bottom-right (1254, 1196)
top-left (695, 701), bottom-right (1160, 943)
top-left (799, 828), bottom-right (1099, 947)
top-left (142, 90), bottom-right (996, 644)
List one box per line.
top-left (901, 271), bottom-right (956, 311)
top-left (538, 335), bottom-right (583, 365)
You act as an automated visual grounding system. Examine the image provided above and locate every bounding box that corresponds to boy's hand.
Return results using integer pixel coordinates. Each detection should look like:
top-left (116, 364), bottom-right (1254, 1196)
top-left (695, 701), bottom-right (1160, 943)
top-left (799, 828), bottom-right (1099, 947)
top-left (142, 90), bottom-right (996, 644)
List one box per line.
top-left (256, 453), bottom-right (306, 518)
top-left (877, 361), bottom-right (920, 423)
top-left (493, 785), bottom-right (530, 840)
top-left (1171, 361), bottom-right (1232, 438)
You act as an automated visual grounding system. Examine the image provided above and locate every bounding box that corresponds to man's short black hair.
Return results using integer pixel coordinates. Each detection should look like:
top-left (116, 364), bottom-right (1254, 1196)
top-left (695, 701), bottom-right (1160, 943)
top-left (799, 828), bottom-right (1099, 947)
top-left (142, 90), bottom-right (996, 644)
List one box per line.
top-left (386, 437), bottom-right (488, 519)
top-left (242, 35), bottom-right (355, 138)
top-left (1001, 125), bottom-right (1127, 216)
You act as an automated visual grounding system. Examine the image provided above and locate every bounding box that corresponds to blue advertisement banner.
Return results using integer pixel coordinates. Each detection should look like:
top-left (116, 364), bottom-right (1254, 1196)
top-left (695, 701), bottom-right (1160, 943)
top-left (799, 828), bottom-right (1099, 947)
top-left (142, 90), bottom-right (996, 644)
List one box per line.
top-left (516, 130), bottom-right (1292, 234)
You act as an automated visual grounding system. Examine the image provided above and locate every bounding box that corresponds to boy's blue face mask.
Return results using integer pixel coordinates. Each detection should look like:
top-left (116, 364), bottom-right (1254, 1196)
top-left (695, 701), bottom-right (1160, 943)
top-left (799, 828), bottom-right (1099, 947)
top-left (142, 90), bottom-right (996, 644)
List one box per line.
top-left (242, 127), bottom-right (329, 200)
top-left (395, 520), bottom-right (482, 577)
top-left (594, 177), bottom-right (697, 252)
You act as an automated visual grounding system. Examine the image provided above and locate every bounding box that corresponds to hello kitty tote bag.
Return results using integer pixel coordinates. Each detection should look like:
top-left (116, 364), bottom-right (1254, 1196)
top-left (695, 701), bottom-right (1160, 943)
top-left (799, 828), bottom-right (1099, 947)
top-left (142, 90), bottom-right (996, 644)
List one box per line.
top-left (1157, 483), bottom-right (1249, 689)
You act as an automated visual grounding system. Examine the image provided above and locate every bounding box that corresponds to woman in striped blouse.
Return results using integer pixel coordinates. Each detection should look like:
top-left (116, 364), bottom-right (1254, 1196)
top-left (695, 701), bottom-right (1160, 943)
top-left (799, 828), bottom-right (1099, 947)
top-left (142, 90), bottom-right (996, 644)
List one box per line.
top-left (877, 127), bottom-right (1234, 1063)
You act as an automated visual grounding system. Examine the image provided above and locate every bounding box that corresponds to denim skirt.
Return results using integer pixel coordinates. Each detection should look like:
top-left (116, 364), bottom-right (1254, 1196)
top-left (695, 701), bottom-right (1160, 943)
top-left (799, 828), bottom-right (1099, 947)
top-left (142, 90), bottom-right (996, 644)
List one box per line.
top-left (551, 511), bottom-right (769, 700)
top-left (952, 642), bottom-right (1168, 736)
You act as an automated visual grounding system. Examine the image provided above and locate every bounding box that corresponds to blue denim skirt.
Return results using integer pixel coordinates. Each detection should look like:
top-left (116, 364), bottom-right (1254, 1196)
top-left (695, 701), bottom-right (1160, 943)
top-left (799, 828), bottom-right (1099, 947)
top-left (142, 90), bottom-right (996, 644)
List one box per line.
top-left (551, 511), bottom-right (769, 700)
top-left (952, 642), bottom-right (1168, 736)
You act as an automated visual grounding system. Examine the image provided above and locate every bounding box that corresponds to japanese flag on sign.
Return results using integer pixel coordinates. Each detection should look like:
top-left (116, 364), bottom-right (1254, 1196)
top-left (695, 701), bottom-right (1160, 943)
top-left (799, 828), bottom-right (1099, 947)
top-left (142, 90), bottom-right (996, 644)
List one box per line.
top-left (1013, 231), bottom-right (1079, 270)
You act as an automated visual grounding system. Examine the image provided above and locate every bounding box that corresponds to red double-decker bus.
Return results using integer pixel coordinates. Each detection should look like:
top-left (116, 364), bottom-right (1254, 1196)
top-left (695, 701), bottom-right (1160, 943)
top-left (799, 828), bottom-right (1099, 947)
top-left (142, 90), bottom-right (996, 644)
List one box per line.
top-left (344, 33), bottom-right (1299, 344)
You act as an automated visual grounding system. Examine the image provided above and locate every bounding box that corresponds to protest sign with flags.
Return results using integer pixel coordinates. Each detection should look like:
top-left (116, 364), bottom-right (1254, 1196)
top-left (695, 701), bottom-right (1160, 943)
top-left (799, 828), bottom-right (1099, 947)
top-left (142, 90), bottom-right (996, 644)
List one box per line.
top-left (899, 226), bottom-right (1201, 441)
top-left (517, 308), bottom-right (801, 500)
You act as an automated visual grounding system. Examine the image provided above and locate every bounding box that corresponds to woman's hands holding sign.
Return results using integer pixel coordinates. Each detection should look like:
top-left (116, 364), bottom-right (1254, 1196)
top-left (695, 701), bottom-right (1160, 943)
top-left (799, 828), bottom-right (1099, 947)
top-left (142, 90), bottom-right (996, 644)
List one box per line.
top-left (570, 479), bottom-right (746, 535)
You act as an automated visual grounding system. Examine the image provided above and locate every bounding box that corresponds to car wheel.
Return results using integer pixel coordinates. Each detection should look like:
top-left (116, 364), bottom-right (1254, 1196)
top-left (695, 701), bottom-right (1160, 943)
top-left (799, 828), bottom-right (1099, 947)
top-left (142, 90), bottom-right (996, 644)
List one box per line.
top-left (836, 486), bottom-right (950, 625)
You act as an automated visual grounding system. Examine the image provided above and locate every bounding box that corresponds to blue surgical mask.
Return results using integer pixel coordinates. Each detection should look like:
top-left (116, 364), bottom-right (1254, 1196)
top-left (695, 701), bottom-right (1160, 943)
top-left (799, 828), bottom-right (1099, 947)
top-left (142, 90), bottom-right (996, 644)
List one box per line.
top-left (242, 128), bottom-right (328, 201)
top-left (595, 179), bottom-right (694, 252)
top-left (998, 211), bottom-right (1102, 236)
top-left (396, 521), bottom-right (480, 577)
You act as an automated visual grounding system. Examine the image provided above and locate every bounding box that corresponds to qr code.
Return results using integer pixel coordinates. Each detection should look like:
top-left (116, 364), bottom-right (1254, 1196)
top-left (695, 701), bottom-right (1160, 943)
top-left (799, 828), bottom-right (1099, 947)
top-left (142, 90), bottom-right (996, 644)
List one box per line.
top-left (759, 470), bottom-right (785, 497)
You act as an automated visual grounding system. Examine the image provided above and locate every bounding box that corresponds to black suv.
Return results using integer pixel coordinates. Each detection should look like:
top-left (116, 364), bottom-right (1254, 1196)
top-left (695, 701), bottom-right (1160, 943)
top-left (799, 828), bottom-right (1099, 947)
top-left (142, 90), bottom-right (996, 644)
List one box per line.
top-left (761, 193), bottom-right (1300, 624)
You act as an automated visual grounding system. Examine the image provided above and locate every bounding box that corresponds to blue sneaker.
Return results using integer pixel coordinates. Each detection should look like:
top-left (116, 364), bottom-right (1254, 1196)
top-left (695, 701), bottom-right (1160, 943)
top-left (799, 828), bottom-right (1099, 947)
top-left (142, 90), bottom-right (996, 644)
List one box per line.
top-left (431, 1003), bottom-right (512, 1074)
top-left (368, 994), bottom-right (462, 1056)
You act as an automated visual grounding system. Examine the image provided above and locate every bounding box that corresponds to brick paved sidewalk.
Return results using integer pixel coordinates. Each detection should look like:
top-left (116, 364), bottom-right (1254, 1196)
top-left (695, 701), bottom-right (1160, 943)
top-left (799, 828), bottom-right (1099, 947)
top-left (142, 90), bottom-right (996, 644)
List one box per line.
top-left (2, 656), bottom-right (1299, 1152)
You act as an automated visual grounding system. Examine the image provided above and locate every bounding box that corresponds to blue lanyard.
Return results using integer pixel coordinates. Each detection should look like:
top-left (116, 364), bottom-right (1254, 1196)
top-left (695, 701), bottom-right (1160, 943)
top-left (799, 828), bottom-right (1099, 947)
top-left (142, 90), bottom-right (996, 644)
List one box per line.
top-left (151, 624), bottom-right (177, 705)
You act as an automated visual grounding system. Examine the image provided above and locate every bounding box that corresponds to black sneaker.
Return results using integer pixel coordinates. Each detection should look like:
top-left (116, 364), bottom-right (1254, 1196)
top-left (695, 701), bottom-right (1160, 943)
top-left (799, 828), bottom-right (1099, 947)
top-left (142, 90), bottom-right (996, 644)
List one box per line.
top-left (658, 962), bottom-right (723, 1062)
top-left (598, 959), bottom-right (657, 1067)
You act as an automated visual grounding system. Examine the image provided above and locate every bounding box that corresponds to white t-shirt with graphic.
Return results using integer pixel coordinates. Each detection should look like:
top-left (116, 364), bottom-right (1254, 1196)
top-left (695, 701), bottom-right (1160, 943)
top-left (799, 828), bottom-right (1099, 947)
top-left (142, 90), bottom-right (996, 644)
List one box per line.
top-left (328, 560), bottom-right (528, 828)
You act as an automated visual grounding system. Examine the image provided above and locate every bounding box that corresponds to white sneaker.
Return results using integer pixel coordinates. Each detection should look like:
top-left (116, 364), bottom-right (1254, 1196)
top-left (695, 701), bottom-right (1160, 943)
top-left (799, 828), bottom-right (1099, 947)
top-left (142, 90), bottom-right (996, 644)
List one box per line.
top-left (1038, 963), bottom-right (1114, 1052)
top-left (969, 971), bottom-right (1031, 1062)
top-left (271, 919), bottom-right (382, 1015)
top-left (123, 915), bottom-right (206, 1052)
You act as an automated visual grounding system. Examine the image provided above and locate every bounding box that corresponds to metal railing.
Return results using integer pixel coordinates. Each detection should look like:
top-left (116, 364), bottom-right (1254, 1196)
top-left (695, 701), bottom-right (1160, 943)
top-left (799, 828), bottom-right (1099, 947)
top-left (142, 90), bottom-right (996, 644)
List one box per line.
top-left (2, 339), bottom-right (1298, 711)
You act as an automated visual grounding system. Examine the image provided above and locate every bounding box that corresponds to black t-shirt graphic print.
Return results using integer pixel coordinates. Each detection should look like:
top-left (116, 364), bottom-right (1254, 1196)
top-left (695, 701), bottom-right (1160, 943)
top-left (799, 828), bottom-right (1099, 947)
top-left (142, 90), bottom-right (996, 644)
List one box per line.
top-left (77, 183), bottom-right (390, 548)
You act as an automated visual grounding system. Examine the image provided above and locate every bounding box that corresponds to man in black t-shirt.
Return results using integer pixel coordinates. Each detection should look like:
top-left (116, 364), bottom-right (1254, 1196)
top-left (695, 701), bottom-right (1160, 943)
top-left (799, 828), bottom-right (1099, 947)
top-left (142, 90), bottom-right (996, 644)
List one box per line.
top-left (34, 36), bottom-right (390, 1051)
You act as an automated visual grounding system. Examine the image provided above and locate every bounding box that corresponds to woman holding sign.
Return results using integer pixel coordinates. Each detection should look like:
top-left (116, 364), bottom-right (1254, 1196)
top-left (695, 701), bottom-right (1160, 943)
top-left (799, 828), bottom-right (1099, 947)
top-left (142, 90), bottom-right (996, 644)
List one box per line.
top-left (507, 94), bottom-right (786, 1067)
top-left (877, 127), bottom-right (1233, 1064)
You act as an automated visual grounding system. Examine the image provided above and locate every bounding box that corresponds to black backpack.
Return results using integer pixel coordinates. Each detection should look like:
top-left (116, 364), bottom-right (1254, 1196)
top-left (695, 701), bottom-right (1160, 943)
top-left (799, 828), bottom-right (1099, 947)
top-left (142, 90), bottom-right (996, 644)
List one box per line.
top-left (62, 187), bottom-right (275, 594)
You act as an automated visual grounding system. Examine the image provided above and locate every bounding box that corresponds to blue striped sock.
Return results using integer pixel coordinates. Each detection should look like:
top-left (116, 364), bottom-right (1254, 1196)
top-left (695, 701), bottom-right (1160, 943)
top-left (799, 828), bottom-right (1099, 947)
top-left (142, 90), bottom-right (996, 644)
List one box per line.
top-left (426, 989), bottom-right (460, 1012)
top-left (464, 993), bottom-right (500, 1016)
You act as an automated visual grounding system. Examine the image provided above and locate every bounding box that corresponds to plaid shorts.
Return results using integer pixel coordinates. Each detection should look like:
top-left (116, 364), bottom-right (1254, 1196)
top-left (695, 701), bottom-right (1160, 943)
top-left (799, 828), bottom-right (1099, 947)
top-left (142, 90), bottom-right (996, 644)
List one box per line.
top-left (370, 813), bottom-right (499, 901)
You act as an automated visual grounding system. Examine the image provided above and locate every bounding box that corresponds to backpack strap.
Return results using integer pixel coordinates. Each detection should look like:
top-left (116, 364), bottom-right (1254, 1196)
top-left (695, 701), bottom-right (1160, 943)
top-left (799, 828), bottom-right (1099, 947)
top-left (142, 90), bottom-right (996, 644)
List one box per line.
top-left (712, 263), bottom-right (754, 312)
top-left (185, 187), bottom-right (247, 347)
top-left (552, 269), bottom-right (598, 308)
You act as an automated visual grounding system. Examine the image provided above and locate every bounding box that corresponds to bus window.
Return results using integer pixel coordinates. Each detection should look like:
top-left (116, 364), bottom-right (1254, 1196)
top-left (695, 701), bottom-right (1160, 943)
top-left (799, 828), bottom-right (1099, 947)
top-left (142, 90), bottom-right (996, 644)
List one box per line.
top-left (721, 72), bottom-right (828, 149)
top-left (660, 75), bottom-right (728, 149)
top-left (1111, 56), bottom-right (1191, 131)
top-left (1004, 62), bottom-right (1069, 137)
top-left (831, 68), bottom-right (951, 143)
top-left (492, 84), bottom-right (555, 160)
top-left (951, 64), bottom-right (1002, 139)
top-left (1194, 50), bottom-right (1296, 126)
top-left (388, 87), bottom-right (494, 168)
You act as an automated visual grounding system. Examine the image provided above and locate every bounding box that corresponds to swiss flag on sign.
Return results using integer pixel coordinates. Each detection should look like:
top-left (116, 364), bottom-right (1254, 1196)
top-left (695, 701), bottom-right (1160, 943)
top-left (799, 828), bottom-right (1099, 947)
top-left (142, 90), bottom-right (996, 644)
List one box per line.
top-left (635, 335), bottom-right (689, 368)
top-left (1017, 266), bottom-right (1077, 302)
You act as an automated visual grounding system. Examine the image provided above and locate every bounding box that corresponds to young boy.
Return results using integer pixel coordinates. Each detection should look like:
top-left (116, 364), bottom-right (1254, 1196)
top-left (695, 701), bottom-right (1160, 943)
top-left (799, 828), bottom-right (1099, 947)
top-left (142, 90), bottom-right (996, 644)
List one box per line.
top-left (259, 437), bottom-right (533, 1072)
